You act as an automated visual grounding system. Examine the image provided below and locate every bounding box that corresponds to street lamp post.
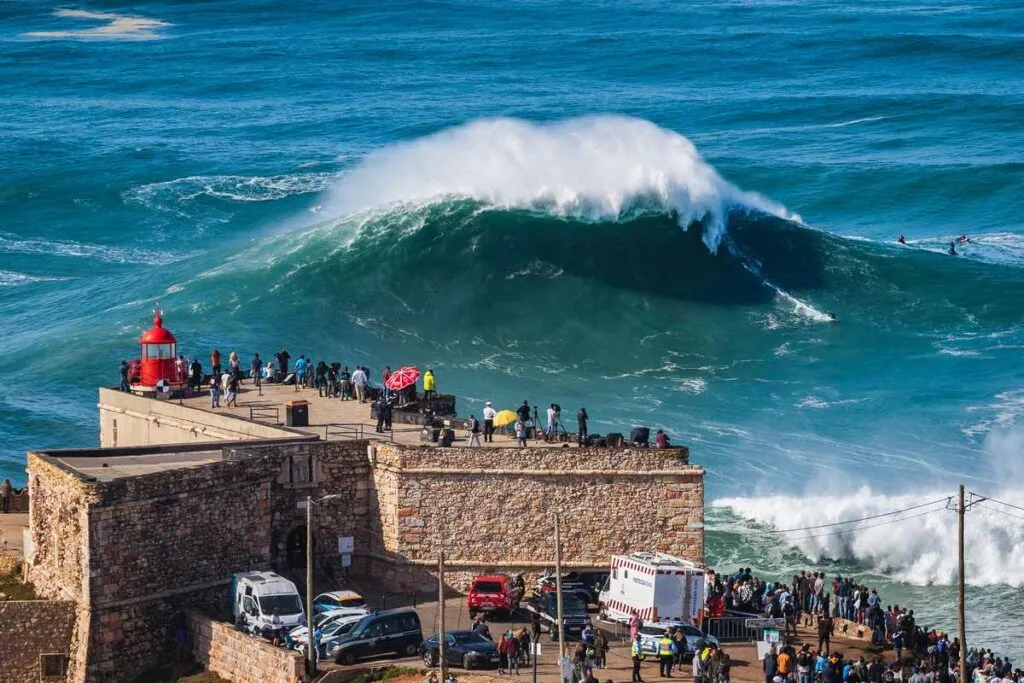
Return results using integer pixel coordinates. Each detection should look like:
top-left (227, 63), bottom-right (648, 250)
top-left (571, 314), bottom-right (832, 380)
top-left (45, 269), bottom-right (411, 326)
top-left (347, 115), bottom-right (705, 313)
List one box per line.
top-left (551, 505), bottom-right (586, 683)
top-left (554, 514), bottom-right (565, 659)
top-left (305, 493), bottom-right (343, 677)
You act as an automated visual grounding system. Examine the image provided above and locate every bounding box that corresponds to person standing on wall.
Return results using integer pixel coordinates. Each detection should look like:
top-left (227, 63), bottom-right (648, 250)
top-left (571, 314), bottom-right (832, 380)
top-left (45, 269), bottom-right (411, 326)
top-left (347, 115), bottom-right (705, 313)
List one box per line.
top-left (1, 478), bottom-right (12, 514)
top-left (351, 365), bottom-right (368, 403)
top-left (225, 371), bottom-right (239, 408)
top-left (577, 407), bottom-right (589, 446)
top-left (375, 396), bottom-right (387, 433)
top-left (210, 348), bottom-right (221, 382)
top-left (516, 400), bottom-right (531, 434)
top-left (209, 376), bottom-right (220, 408)
top-left (381, 366), bottom-right (391, 398)
top-left (189, 357), bottom-right (202, 390)
top-left (423, 368), bottom-right (436, 402)
top-left (468, 414), bottom-right (483, 446)
top-left (119, 360), bottom-right (130, 392)
top-left (251, 352), bottom-right (262, 389)
top-left (632, 633), bottom-right (646, 683)
top-left (515, 418), bottom-right (527, 447)
top-left (483, 401), bottom-right (496, 442)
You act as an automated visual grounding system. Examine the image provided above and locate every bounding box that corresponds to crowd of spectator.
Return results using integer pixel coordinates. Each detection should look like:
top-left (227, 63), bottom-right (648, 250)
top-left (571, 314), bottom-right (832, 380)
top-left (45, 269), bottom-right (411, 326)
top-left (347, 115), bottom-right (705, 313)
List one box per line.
top-left (705, 568), bottom-right (1019, 683)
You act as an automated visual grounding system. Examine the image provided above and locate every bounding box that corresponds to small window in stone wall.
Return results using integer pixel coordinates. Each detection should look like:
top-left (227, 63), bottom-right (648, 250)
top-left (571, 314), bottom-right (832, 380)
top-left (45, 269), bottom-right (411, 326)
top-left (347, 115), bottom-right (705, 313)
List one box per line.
top-left (40, 653), bottom-right (68, 678)
top-left (289, 454), bottom-right (315, 483)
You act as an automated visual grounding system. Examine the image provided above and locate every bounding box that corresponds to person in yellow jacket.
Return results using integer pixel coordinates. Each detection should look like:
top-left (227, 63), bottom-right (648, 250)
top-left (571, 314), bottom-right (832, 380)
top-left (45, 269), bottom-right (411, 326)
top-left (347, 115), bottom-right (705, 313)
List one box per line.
top-left (632, 633), bottom-right (646, 683)
top-left (658, 630), bottom-right (678, 677)
top-left (423, 368), bottom-right (436, 401)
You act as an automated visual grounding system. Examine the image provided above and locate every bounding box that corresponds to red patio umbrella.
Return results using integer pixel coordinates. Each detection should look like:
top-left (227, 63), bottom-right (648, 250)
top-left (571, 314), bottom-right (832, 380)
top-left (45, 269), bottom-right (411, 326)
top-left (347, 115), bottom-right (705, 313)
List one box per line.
top-left (384, 365), bottom-right (420, 391)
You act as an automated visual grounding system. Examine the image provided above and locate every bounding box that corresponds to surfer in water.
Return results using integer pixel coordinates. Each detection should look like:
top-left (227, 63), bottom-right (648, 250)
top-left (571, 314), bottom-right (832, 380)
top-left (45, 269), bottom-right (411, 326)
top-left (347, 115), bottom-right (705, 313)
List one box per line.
top-left (897, 234), bottom-right (906, 245)
top-left (948, 241), bottom-right (958, 256)
top-left (828, 312), bottom-right (838, 323)
top-left (957, 234), bottom-right (971, 244)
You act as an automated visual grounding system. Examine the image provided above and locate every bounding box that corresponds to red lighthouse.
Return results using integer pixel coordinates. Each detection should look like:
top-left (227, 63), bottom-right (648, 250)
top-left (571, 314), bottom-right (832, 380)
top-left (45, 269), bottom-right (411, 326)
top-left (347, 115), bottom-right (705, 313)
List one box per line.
top-left (134, 307), bottom-right (183, 392)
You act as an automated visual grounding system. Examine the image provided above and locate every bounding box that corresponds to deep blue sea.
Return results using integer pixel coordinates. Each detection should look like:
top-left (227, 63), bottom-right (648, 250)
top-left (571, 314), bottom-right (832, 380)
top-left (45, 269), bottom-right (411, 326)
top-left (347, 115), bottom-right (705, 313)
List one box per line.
top-left (3, 0), bottom-right (1023, 658)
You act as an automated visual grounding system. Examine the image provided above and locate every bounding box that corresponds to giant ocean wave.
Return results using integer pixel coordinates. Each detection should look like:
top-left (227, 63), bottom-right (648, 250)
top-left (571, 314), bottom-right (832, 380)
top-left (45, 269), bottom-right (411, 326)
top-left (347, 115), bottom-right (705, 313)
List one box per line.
top-left (171, 116), bottom-right (1024, 337)
top-left (319, 115), bottom-right (801, 254)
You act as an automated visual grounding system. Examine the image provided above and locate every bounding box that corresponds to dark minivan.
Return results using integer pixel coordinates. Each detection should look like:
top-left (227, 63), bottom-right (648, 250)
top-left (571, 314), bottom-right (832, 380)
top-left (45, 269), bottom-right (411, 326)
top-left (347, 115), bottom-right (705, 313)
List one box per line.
top-left (332, 609), bottom-right (423, 665)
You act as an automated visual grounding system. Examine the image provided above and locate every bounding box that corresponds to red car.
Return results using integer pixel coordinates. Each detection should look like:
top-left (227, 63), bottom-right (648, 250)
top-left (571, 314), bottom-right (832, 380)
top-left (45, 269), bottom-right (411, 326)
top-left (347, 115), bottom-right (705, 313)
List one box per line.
top-left (467, 574), bottom-right (523, 618)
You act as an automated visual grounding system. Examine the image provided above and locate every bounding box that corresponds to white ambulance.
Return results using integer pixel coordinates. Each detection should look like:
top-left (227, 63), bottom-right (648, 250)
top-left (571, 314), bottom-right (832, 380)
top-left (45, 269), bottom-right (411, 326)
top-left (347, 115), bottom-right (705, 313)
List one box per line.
top-left (597, 552), bottom-right (705, 625)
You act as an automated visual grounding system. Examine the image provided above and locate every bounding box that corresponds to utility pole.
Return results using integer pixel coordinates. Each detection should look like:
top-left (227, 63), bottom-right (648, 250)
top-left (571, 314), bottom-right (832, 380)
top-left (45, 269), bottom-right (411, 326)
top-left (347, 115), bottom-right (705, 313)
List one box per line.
top-left (438, 550), bottom-right (448, 683)
top-left (554, 513), bottom-right (565, 664)
top-left (533, 634), bottom-right (538, 683)
top-left (958, 484), bottom-right (967, 683)
top-left (306, 495), bottom-right (315, 677)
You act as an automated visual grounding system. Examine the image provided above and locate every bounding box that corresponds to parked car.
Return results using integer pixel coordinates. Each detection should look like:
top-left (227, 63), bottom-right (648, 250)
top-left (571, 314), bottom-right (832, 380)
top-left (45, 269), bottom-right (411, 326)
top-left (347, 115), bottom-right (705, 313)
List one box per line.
top-left (524, 590), bottom-right (590, 641)
top-left (232, 571), bottom-right (305, 636)
top-left (332, 609), bottom-right (423, 665)
top-left (313, 590), bottom-right (369, 616)
top-left (637, 622), bottom-right (719, 657)
top-left (467, 574), bottom-right (523, 618)
top-left (420, 630), bottom-right (500, 670)
top-left (533, 573), bottom-right (594, 606)
top-left (287, 613), bottom-right (364, 655)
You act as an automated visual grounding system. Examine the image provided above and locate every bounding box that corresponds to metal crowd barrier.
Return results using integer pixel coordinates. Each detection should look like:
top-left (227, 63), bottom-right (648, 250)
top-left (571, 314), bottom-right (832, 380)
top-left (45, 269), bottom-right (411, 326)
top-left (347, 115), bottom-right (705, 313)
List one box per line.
top-left (702, 616), bottom-right (785, 643)
top-left (247, 403), bottom-right (280, 423)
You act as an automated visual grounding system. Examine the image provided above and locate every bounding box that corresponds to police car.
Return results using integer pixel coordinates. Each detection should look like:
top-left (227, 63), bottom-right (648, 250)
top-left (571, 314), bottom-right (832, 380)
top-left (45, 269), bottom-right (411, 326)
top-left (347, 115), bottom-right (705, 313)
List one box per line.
top-left (637, 623), bottom-right (719, 657)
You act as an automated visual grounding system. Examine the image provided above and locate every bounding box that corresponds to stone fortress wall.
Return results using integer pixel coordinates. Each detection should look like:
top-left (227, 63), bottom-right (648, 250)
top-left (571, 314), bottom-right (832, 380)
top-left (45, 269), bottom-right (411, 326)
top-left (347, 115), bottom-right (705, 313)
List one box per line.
top-left (368, 442), bottom-right (704, 591)
top-left (0, 600), bottom-right (78, 683)
top-left (23, 391), bottom-right (705, 682)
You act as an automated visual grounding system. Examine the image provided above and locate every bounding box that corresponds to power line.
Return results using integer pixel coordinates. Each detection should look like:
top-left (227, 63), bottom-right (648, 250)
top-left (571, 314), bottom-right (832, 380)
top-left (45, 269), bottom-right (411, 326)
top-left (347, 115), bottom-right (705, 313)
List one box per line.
top-left (975, 502), bottom-right (1024, 523)
top-left (766, 496), bottom-right (952, 534)
top-left (781, 506), bottom-right (946, 542)
top-left (972, 493), bottom-right (1024, 515)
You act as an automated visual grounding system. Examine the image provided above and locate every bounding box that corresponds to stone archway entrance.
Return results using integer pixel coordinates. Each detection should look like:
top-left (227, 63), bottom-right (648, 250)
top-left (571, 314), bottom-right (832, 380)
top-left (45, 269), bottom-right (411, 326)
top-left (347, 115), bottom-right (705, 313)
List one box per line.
top-left (286, 525), bottom-right (314, 570)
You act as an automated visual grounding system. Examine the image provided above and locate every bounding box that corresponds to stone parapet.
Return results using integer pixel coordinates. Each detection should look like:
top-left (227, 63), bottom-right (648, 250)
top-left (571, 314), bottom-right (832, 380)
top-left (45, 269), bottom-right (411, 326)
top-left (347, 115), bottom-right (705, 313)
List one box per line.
top-left (187, 611), bottom-right (305, 683)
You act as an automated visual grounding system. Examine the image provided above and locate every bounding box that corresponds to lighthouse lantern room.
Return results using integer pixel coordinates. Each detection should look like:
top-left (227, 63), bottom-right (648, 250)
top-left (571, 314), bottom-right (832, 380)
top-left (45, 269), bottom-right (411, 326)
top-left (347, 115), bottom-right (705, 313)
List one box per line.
top-left (135, 307), bottom-right (183, 392)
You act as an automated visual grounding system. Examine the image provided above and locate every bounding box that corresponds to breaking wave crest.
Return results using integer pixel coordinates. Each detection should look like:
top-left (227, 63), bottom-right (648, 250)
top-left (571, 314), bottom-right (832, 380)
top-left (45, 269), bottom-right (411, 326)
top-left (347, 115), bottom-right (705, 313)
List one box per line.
top-left (321, 115), bottom-right (801, 253)
top-left (712, 429), bottom-right (1024, 588)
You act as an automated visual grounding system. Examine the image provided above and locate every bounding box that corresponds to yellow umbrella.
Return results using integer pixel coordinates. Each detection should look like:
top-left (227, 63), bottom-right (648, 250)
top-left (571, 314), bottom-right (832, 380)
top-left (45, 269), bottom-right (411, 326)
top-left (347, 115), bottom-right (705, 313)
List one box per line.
top-left (493, 410), bottom-right (518, 427)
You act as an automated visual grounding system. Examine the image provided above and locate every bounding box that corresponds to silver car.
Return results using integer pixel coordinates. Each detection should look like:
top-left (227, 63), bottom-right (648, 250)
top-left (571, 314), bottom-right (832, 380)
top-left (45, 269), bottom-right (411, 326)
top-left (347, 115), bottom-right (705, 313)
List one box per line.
top-left (637, 623), bottom-right (719, 656)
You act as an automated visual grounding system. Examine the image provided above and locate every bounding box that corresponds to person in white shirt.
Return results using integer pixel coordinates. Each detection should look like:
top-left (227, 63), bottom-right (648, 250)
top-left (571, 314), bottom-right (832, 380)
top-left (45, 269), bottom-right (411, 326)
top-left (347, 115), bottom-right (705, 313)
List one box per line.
top-left (483, 401), bottom-right (497, 442)
top-left (351, 366), bottom-right (368, 403)
top-left (546, 404), bottom-right (557, 437)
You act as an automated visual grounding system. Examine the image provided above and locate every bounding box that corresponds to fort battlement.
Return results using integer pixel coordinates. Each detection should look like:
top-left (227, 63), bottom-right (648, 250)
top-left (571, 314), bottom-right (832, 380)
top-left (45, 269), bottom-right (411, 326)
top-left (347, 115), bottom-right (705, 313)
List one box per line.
top-left (20, 388), bottom-right (703, 682)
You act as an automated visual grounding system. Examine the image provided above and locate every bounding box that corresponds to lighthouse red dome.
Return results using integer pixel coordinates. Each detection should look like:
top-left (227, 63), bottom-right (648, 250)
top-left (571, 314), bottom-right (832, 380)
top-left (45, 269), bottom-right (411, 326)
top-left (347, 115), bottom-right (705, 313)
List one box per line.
top-left (136, 307), bottom-right (183, 389)
top-left (139, 312), bottom-right (177, 344)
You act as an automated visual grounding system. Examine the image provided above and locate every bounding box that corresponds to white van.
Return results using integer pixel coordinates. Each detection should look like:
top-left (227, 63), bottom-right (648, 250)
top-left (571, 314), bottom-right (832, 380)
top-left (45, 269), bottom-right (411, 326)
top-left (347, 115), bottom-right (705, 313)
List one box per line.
top-left (232, 571), bottom-right (305, 634)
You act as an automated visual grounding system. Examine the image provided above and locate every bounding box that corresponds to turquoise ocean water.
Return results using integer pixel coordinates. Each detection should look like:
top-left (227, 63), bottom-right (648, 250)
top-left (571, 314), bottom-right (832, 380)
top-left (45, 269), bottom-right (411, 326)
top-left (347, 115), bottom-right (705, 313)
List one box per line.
top-left (2, 0), bottom-right (1023, 658)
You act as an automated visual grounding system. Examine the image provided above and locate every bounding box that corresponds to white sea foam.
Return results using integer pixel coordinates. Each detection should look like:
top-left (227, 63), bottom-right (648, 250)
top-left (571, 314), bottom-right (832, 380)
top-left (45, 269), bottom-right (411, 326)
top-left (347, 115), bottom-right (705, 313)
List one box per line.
top-left (797, 396), bottom-right (867, 409)
top-left (24, 9), bottom-right (172, 41)
top-left (125, 172), bottom-right (338, 206)
top-left (321, 116), bottom-right (800, 253)
top-left (0, 233), bottom-right (189, 265)
top-left (677, 378), bottom-right (708, 395)
top-left (695, 116), bottom-right (890, 140)
top-left (712, 427), bottom-right (1024, 587)
top-left (962, 389), bottom-right (1024, 439)
top-left (0, 270), bottom-right (68, 287)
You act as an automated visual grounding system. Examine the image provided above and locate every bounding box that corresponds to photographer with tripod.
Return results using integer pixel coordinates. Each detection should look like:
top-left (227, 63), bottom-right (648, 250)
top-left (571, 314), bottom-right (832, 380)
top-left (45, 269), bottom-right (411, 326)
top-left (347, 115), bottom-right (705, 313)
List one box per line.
top-left (545, 403), bottom-right (567, 441)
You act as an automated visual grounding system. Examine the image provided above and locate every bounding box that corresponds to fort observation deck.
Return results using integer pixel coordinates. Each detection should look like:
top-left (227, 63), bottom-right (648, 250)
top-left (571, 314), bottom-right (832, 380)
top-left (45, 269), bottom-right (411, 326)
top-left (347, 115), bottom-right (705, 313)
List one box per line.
top-left (108, 381), bottom-right (686, 457)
